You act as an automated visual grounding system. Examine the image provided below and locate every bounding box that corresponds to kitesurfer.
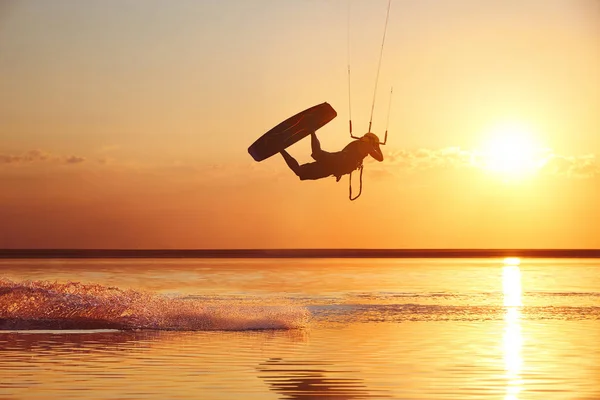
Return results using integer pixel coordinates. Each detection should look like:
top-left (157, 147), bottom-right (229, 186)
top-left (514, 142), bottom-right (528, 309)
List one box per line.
top-left (280, 131), bottom-right (384, 181)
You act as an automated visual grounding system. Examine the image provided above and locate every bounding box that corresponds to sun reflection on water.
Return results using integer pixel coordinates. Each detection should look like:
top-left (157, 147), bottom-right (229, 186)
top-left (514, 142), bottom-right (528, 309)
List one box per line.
top-left (503, 260), bottom-right (523, 400)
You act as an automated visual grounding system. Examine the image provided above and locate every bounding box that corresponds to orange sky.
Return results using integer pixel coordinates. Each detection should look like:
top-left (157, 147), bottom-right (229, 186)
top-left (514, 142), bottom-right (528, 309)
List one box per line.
top-left (1, 0), bottom-right (599, 248)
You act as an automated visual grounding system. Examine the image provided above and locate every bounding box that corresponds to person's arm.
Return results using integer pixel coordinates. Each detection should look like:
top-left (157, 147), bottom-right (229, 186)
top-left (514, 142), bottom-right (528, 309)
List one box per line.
top-left (369, 144), bottom-right (384, 162)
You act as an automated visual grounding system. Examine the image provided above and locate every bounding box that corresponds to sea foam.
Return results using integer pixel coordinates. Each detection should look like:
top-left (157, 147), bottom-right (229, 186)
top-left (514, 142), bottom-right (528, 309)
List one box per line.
top-left (0, 279), bottom-right (309, 331)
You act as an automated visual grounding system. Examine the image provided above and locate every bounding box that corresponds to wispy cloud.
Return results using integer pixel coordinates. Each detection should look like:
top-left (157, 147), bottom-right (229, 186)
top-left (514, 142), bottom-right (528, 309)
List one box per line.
top-left (383, 147), bottom-right (475, 171)
top-left (541, 154), bottom-right (600, 178)
top-left (0, 149), bottom-right (86, 165)
top-left (2, 146), bottom-right (597, 181)
top-left (64, 155), bottom-right (86, 164)
top-left (379, 147), bottom-right (599, 179)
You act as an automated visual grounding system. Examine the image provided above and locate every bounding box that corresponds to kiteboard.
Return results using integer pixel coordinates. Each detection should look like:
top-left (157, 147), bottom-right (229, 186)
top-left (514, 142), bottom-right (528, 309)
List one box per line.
top-left (248, 102), bottom-right (337, 162)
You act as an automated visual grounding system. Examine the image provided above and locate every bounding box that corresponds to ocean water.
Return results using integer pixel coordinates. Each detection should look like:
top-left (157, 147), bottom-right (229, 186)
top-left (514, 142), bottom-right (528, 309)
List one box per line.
top-left (1, 257), bottom-right (599, 399)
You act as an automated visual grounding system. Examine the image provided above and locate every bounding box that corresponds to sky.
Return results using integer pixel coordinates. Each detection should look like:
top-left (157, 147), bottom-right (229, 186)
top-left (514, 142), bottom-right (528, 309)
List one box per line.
top-left (1, 0), bottom-right (599, 249)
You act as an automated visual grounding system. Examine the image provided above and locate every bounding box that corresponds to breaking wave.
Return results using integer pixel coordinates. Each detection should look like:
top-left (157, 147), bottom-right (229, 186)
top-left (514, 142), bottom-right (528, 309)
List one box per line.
top-left (0, 279), bottom-right (309, 331)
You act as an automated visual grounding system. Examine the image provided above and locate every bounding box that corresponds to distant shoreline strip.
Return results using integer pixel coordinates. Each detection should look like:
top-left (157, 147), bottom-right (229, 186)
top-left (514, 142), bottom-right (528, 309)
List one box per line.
top-left (1, 249), bottom-right (600, 259)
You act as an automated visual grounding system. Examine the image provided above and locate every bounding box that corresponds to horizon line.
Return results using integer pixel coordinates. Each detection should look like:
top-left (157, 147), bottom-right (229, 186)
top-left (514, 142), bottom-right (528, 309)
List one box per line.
top-left (1, 248), bottom-right (600, 259)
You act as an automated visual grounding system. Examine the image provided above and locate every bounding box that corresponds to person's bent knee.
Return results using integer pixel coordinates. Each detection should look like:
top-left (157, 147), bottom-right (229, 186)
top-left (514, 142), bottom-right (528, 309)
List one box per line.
top-left (296, 162), bottom-right (330, 180)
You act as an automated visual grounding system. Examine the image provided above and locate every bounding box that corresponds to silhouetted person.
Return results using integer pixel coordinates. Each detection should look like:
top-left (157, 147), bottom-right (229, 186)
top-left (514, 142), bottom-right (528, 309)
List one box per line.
top-left (280, 132), bottom-right (384, 181)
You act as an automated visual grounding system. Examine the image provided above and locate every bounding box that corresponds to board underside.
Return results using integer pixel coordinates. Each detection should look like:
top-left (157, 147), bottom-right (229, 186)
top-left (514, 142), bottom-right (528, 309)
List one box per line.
top-left (248, 102), bottom-right (337, 162)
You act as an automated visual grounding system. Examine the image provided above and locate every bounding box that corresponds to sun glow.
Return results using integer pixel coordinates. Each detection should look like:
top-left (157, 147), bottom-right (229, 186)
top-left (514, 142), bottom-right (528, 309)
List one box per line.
top-left (479, 122), bottom-right (547, 178)
top-left (503, 264), bottom-right (522, 307)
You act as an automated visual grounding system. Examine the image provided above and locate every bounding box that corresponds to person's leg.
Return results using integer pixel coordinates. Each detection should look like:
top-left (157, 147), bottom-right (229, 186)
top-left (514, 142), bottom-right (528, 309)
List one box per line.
top-left (280, 150), bottom-right (300, 174)
top-left (310, 131), bottom-right (324, 161)
top-left (280, 150), bottom-right (332, 181)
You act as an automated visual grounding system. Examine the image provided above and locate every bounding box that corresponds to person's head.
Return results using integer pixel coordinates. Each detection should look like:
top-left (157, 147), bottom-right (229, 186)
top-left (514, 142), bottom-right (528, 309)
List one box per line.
top-left (359, 132), bottom-right (384, 161)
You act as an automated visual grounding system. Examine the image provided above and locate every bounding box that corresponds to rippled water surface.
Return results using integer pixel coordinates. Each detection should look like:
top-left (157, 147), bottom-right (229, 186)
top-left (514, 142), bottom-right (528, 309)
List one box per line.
top-left (1, 258), bottom-right (599, 399)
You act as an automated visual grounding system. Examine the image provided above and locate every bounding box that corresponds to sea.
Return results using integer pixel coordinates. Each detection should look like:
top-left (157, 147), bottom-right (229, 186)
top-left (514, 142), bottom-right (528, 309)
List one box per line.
top-left (1, 256), bottom-right (599, 399)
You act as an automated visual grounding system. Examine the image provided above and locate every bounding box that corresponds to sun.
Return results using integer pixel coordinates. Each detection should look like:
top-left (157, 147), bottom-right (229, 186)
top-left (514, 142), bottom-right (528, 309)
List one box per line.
top-left (478, 122), bottom-right (547, 178)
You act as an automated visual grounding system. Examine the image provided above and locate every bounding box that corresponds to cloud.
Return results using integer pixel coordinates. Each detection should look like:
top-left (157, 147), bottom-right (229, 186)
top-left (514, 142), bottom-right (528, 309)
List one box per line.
top-left (380, 147), bottom-right (599, 179)
top-left (64, 156), bottom-right (86, 164)
top-left (0, 149), bottom-right (51, 164)
top-left (383, 147), bottom-right (475, 171)
top-left (3, 146), bottom-right (597, 182)
top-left (541, 154), bottom-right (600, 178)
top-left (0, 149), bottom-right (86, 166)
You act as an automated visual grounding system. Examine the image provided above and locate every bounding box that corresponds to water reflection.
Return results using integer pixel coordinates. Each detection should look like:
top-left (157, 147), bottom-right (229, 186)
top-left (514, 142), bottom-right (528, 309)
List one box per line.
top-left (258, 358), bottom-right (391, 399)
top-left (0, 330), bottom-right (161, 354)
top-left (502, 259), bottom-right (523, 400)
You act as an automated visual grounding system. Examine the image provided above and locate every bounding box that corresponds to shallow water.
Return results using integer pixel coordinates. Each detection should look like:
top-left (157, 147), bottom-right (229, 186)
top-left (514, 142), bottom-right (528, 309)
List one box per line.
top-left (1, 258), bottom-right (599, 399)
